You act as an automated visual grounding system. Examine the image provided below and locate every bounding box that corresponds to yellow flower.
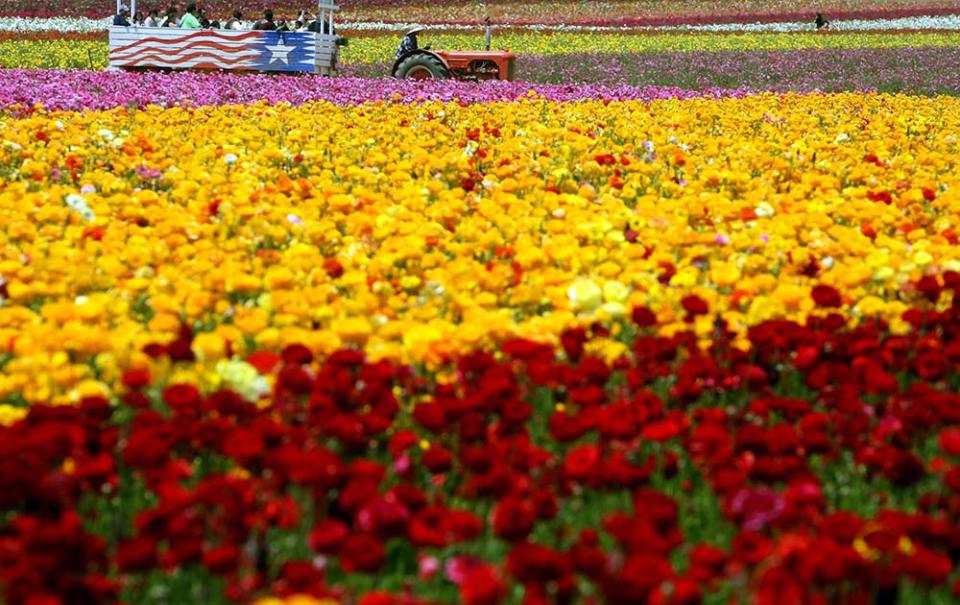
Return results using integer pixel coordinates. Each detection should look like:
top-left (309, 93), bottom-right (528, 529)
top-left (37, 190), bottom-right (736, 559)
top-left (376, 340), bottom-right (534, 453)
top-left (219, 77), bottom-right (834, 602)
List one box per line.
top-left (192, 332), bottom-right (227, 363)
top-left (0, 404), bottom-right (27, 426)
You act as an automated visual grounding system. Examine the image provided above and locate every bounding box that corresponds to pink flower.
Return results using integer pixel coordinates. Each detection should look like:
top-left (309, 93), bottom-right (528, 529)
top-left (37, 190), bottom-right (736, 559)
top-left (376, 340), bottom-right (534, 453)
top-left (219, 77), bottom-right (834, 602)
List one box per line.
top-left (730, 487), bottom-right (784, 531)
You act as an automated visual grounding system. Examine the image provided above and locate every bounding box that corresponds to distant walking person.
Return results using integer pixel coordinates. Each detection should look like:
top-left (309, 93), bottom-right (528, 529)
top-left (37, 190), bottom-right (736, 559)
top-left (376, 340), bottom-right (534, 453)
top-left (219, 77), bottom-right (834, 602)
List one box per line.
top-left (815, 12), bottom-right (829, 30)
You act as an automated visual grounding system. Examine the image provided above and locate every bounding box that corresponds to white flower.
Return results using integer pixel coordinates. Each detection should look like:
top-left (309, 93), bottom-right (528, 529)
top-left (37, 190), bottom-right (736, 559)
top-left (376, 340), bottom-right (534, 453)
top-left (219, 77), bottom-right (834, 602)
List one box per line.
top-left (224, 153), bottom-right (238, 165)
top-left (286, 213), bottom-right (303, 226)
top-left (835, 133), bottom-right (850, 143)
top-left (64, 193), bottom-right (95, 221)
top-left (552, 208), bottom-right (566, 219)
top-left (568, 278), bottom-right (603, 311)
top-left (755, 202), bottom-right (775, 218)
top-left (215, 360), bottom-right (270, 403)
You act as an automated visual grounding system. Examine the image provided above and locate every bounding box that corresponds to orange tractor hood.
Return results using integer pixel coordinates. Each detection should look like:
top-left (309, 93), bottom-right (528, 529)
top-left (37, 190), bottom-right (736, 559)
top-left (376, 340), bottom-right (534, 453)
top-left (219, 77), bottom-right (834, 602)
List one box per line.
top-left (433, 50), bottom-right (516, 59)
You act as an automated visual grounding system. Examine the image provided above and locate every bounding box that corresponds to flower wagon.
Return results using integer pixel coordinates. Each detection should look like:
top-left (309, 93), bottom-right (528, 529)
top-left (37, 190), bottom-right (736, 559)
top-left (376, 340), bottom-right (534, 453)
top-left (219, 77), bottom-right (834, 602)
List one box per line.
top-left (107, 0), bottom-right (340, 74)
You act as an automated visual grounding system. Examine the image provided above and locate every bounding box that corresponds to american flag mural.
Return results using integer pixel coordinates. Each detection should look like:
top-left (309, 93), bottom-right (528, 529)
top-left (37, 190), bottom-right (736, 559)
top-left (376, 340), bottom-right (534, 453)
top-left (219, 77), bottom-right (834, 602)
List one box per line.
top-left (109, 29), bottom-right (325, 73)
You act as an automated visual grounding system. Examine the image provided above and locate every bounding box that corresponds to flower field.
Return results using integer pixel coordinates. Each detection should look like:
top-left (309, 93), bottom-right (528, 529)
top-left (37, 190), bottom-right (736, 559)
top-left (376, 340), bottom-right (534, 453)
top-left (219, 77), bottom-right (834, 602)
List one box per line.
top-left (3, 88), bottom-right (960, 604)
top-left (4, 2), bottom-right (960, 605)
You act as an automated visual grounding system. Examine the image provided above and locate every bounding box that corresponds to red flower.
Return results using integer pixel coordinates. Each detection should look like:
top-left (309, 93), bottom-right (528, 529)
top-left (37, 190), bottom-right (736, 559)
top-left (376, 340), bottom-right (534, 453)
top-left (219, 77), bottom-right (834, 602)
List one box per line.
top-left (642, 419), bottom-right (682, 442)
top-left (915, 352), bottom-right (947, 381)
top-left (562, 444), bottom-right (599, 483)
top-left (202, 544), bottom-right (240, 574)
top-left (631, 306), bottom-right (657, 327)
top-left (650, 577), bottom-right (701, 605)
top-left (811, 284), bottom-right (842, 308)
top-left (246, 351), bottom-right (282, 374)
top-left (281, 343), bottom-right (314, 365)
top-left (680, 295), bottom-right (708, 316)
top-left (422, 445), bottom-right (453, 473)
top-left (120, 368), bottom-right (151, 389)
top-left (115, 536), bottom-right (157, 573)
top-left (222, 427), bottom-right (265, 464)
top-left (162, 384), bottom-right (201, 412)
top-left (492, 496), bottom-right (536, 542)
top-left (560, 328), bottom-right (587, 362)
top-left (413, 402), bottom-right (447, 433)
top-left (460, 565), bottom-right (506, 605)
top-left (602, 552), bottom-right (673, 604)
top-left (939, 428), bottom-right (960, 456)
top-left (308, 519), bottom-right (349, 554)
top-left (324, 257), bottom-right (344, 278)
top-left (338, 533), bottom-right (385, 573)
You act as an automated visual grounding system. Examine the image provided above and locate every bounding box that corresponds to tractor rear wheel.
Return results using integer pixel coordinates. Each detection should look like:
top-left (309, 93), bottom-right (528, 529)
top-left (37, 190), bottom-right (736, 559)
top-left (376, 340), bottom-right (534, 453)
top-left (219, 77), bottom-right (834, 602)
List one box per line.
top-left (395, 53), bottom-right (450, 80)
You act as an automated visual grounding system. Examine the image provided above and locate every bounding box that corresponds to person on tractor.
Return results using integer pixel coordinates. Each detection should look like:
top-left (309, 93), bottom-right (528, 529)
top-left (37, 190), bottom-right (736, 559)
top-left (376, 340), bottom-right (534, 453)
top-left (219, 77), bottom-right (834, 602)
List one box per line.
top-left (396, 27), bottom-right (426, 60)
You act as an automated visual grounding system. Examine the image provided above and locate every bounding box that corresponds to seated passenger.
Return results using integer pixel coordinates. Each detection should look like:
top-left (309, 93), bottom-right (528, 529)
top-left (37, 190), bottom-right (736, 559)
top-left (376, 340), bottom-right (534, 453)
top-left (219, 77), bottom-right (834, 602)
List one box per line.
top-left (225, 10), bottom-right (246, 30)
top-left (253, 9), bottom-right (276, 30)
top-left (180, 2), bottom-right (202, 28)
top-left (144, 9), bottom-right (161, 27)
top-left (160, 7), bottom-right (178, 27)
top-left (112, 4), bottom-right (131, 26)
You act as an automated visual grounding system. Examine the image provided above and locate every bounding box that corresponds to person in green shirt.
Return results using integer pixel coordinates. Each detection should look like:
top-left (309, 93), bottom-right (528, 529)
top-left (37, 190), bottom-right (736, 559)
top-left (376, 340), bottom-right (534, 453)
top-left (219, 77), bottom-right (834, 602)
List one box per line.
top-left (180, 2), bottom-right (202, 29)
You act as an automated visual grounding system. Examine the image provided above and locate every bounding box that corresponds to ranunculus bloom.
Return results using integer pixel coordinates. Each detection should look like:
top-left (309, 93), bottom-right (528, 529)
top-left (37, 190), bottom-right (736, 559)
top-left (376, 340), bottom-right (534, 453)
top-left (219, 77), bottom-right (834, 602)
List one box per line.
top-left (729, 487), bottom-right (784, 531)
top-left (338, 533), bottom-right (385, 572)
top-left (811, 284), bottom-right (842, 308)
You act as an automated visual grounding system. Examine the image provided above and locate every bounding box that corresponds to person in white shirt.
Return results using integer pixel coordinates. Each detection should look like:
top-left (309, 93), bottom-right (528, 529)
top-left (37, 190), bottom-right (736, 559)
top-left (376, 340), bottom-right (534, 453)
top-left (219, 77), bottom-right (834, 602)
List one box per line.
top-left (225, 10), bottom-right (247, 30)
top-left (144, 9), bottom-right (161, 27)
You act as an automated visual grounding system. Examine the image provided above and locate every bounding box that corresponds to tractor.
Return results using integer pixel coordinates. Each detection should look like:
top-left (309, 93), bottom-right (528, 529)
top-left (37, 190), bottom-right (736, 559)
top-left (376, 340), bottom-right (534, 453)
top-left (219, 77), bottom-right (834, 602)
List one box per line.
top-left (391, 25), bottom-right (516, 81)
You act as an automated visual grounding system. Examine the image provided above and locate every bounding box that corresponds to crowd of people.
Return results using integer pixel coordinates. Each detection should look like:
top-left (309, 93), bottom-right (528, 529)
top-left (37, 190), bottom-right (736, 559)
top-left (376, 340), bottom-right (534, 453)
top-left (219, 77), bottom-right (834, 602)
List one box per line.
top-left (112, 3), bottom-right (334, 33)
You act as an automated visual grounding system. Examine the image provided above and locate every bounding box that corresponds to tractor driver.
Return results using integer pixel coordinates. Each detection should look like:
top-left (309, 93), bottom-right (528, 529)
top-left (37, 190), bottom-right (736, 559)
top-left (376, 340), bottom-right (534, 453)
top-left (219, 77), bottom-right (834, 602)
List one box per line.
top-left (396, 27), bottom-right (425, 59)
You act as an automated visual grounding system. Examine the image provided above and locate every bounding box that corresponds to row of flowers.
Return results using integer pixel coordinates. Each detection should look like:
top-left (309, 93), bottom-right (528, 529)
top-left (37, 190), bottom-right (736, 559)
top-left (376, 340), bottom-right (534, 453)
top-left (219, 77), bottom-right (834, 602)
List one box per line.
top-left (0, 93), bottom-right (958, 406)
top-left (3, 282), bottom-right (960, 604)
top-left (2, 47), bottom-right (957, 107)
top-left (0, 0), bottom-right (956, 25)
top-left (0, 70), bottom-right (749, 111)
top-left (3, 31), bottom-right (960, 70)
top-left (5, 13), bottom-right (960, 33)
top-left (341, 46), bottom-right (960, 94)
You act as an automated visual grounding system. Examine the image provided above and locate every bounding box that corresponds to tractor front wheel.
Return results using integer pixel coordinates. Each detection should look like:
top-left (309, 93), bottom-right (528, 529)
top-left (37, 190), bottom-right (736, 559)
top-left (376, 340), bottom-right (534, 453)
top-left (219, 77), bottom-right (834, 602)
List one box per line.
top-left (395, 53), bottom-right (450, 80)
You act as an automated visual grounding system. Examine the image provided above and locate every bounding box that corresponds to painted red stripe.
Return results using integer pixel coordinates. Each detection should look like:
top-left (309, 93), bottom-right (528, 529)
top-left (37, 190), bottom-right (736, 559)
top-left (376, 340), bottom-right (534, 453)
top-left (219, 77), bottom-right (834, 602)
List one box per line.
top-left (111, 30), bottom-right (262, 54)
top-left (192, 62), bottom-right (256, 71)
top-left (113, 51), bottom-right (258, 67)
top-left (112, 40), bottom-right (259, 61)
